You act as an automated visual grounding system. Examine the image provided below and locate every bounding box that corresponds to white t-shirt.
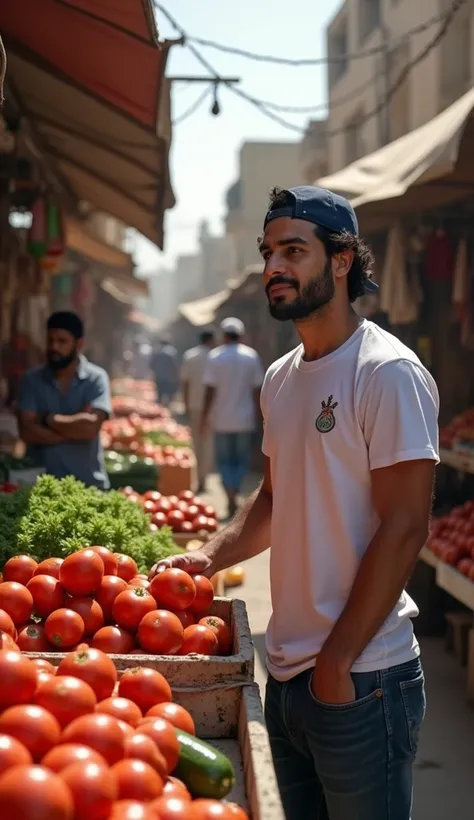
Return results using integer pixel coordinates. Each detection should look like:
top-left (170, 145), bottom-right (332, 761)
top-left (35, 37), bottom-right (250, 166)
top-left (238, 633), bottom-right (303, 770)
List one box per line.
top-left (261, 320), bottom-right (439, 682)
top-left (181, 345), bottom-right (210, 411)
top-left (204, 343), bottom-right (264, 433)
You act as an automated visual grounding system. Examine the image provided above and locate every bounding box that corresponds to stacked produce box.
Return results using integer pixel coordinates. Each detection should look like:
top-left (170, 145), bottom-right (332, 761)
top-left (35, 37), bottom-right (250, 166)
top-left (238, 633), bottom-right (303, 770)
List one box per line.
top-left (427, 500), bottom-right (474, 581)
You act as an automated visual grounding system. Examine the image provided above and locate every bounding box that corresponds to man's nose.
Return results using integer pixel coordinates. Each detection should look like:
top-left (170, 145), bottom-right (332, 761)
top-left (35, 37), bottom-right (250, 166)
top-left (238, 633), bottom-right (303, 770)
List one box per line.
top-left (263, 253), bottom-right (287, 282)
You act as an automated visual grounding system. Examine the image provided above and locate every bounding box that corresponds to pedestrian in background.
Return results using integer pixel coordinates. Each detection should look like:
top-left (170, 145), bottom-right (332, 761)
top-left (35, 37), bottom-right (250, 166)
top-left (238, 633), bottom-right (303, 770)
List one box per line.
top-left (151, 336), bottom-right (180, 408)
top-left (181, 328), bottom-right (216, 493)
top-left (201, 318), bottom-right (264, 519)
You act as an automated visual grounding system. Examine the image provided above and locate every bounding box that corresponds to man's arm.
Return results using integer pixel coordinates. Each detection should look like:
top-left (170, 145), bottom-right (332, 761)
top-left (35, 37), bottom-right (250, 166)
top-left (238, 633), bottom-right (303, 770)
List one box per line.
top-left (46, 410), bottom-right (107, 441)
top-left (17, 411), bottom-right (64, 446)
top-left (201, 386), bottom-right (215, 432)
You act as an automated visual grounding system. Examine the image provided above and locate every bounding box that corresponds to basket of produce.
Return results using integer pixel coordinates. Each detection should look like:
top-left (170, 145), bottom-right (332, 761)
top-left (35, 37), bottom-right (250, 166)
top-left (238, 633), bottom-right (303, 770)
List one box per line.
top-left (122, 489), bottom-right (218, 541)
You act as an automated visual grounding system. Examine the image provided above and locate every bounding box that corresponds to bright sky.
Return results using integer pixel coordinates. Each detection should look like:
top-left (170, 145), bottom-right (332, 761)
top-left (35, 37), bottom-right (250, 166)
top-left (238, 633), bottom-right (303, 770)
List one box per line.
top-left (134, 0), bottom-right (342, 275)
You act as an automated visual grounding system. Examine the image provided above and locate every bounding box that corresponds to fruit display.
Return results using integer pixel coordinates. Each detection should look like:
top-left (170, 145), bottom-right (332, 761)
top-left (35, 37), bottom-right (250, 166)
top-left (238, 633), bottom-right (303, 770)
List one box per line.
top-left (427, 500), bottom-right (474, 580)
top-left (0, 646), bottom-right (249, 818)
top-left (0, 546), bottom-right (233, 657)
top-left (120, 489), bottom-right (218, 537)
top-left (439, 407), bottom-right (474, 450)
top-left (105, 453), bottom-right (160, 495)
top-left (102, 415), bottom-right (193, 470)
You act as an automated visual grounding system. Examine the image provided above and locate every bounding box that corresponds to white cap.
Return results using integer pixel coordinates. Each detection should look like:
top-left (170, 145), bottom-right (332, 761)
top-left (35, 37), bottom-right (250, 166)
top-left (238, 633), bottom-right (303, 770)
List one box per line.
top-left (220, 317), bottom-right (245, 336)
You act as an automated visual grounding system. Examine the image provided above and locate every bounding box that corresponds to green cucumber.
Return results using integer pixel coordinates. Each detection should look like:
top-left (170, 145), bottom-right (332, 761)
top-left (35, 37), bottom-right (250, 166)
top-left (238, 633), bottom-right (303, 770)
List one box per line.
top-left (174, 730), bottom-right (235, 799)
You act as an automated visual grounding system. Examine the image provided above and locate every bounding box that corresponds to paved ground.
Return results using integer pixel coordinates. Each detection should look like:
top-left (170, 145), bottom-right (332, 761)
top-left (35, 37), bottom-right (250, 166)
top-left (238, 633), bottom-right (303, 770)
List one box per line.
top-left (202, 473), bottom-right (474, 819)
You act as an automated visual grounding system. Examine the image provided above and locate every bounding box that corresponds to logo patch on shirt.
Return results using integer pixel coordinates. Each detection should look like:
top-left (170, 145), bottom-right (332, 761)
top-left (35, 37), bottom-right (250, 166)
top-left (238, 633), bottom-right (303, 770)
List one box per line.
top-left (316, 395), bottom-right (338, 433)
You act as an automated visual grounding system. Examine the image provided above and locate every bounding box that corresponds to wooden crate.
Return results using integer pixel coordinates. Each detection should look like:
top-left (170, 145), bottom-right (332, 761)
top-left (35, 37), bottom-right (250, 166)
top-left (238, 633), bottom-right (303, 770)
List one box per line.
top-left (27, 597), bottom-right (254, 686)
top-left (159, 459), bottom-right (196, 495)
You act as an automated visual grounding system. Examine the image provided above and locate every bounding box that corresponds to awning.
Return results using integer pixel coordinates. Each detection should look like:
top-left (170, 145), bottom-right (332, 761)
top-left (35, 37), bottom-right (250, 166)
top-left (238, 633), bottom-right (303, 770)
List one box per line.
top-left (316, 87), bottom-right (474, 232)
top-left (66, 218), bottom-right (133, 272)
top-left (178, 265), bottom-right (264, 326)
top-left (1, 0), bottom-right (174, 247)
top-left (128, 310), bottom-right (162, 332)
top-left (101, 271), bottom-right (149, 299)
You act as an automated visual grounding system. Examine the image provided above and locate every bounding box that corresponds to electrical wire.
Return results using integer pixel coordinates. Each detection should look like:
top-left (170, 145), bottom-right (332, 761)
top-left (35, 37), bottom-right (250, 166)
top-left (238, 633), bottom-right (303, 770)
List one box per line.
top-left (172, 85), bottom-right (213, 125)
top-left (251, 75), bottom-right (377, 115)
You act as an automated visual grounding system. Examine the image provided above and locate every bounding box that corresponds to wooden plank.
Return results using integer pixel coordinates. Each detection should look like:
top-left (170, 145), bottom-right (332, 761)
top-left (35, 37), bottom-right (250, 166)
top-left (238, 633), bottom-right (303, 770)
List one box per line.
top-left (440, 447), bottom-right (474, 474)
top-left (419, 545), bottom-right (438, 569)
top-left (436, 562), bottom-right (474, 611)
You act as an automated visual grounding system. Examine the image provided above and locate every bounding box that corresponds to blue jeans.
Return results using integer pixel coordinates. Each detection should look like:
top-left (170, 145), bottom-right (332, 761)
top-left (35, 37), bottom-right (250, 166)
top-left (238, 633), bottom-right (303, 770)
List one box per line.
top-left (214, 432), bottom-right (252, 492)
top-left (265, 658), bottom-right (425, 820)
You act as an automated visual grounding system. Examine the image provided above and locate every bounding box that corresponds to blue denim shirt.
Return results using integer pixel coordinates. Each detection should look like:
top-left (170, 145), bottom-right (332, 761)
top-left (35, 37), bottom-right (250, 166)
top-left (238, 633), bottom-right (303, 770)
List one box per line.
top-left (18, 357), bottom-right (111, 489)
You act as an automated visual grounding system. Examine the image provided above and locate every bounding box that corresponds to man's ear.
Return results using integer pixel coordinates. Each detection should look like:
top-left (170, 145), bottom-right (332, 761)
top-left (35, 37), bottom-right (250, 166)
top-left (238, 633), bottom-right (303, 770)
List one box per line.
top-left (333, 250), bottom-right (355, 281)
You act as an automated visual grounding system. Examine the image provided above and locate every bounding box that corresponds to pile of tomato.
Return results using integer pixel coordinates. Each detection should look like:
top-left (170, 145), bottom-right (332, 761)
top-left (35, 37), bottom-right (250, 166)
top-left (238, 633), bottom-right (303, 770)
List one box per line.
top-left (0, 548), bottom-right (232, 657)
top-left (428, 499), bottom-right (474, 580)
top-left (121, 490), bottom-right (218, 537)
top-left (0, 646), bottom-right (247, 818)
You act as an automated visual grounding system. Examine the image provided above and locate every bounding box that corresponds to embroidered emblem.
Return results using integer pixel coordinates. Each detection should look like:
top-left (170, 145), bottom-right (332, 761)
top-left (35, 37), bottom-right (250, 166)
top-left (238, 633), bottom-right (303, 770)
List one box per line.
top-left (316, 395), bottom-right (338, 433)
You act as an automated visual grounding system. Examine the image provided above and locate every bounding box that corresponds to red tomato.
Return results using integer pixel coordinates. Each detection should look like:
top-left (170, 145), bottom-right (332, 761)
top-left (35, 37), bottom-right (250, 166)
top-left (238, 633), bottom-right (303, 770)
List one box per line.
top-left (145, 491), bottom-right (162, 503)
top-left (178, 491), bottom-right (195, 502)
top-left (166, 510), bottom-right (185, 532)
top-left (0, 764), bottom-right (74, 819)
top-left (109, 801), bottom-right (155, 819)
top-left (150, 569), bottom-right (196, 612)
top-left (123, 734), bottom-right (167, 779)
top-left (202, 506), bottom-right (216, 519)
top-left (458, 558), bottom-right (473, 576)
top-left (198, 617), bottom-right (232, 655)
top-left (95, 576), bottom-right (128, 623)
top-left (167, 495), bottom-right (179, 506)
top-left (0, 608), bottom-right (17, 639)
top-left (183, 504), bottom-right (200, 524)
top-left (33, 557), bottom-right (64, 579)
top-left (145, 703), bottom-right (195, 736)
top-left (190, 799), bottom-right (236, 818)
top-left (179, 625), bottom-right (218, 656)
top-left (31, 658), bottom-right (56, 676)
top-left (171, 610), bottom-right (196, 629)
top-left (59, 551), bottom-right (104, 596)
top-left (113, 588), bottom-right (157, 632)
top-left (162, 777), bottom-right (191, 801)
top-left (224, 804), bottom-right (249, 819)
top-left (62, 713), bottom-right (126, 765)
top-left (116, 555), bottom-right (139, 583)
top-left (152, 512), bottom-right (168, 528)
top-left (189, 576), bottom-right (214, 615)
top-left (180, 521), bottom-right (194, 534)
top-left (129, 577), bottom-right (151, 591)
top-left (137, 610), bottom-right (184, 655)
top-left (149, 796), bottom-right (192, 818)
top-left (192, 515), bottom-right (210, 533)
top-left (27, 575), bottom-right (66, 618)
top-left (0, 704), bottom-right (61, 760)
top-left (61, 760), bottom-right (117, 820)
top-left (45, 609), bottom-right (85, 649)
top-left (0, 630), bottom-right (18, 651)
top-left (112, 758), bottom-right (164, 802)
top-left (0, 649), bottom-right (37, 708)
top-left (155, 499), bottom-right (172, 515)
top-left (17, 625), bottom-right (50, 652)
top-left (57, 646), bottom-right (117, 701)
top-left (3, 555), bottom-right (37, 585)
top-left (118, 668), bottom-right (171, 714)
top-left (204, 518), bottom-right (218, 533)
top-left (0, 582), bottom-right (33, 624)
top-left (138, 718), bottom-right (179, 774)
top-left (116, 720), bottom-right (135, 742)
top-left (0, 733), bottom-right (32, 773)
top-left (89, 546), bottom-right (118, 576)
top-left (34, 675), bottom-right (97, 728)
top-left (42, 743), bottom-right (106, 773)
top-left (96, 697), bottom-right (142, 728)
top-left (92, 626), bottom-right (136, 654)
top-left (67, 598), bottom-right (104, 637)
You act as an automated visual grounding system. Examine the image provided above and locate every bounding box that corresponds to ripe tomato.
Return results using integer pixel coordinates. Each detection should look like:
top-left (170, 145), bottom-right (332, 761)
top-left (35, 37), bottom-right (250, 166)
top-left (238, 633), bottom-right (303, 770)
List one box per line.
top-left (34, 675), bottom-right (97, 728)
top-left (0, 581), bottom-right (33, 624)
top-left (89, 546), bottom-right (118, 576)
top-left (146, 703), bottom-right (195, 736)
top-left (192, 515), bottom-right (209, 533)
top-left (112, 758), bottom-right (164, 802)
top-left (62, 713), bottom-right (126, 765)
top-left (61, 760), bottom-right (117, 820)
top-left (138, 718), bottom-right (179, 773)
top-left (123, 734), bottom-right (167, 779)
top-left (116, 719), bottom-right (135, 742)
top-left (27, 575), bottom-right (66, 618)
top-left (149, 796), bottom-right (191, 819)
top-left (113, 588), bottom-right (157, 632)
top-left (0, 629), bottom-right (18, 651)
top-left (182, 504), bottom-right (200, 524)
top-left (129, 577), bottom-right (151, 591)
top-left (171, 610), bottom-right (196, 629)
top-left (0, 649), bottom-right (37, 708)
top-left (0, 733), bottom-right (32, 773)
top-left (116, 555), bottom-right (139, 582)
top-left (155, 498), bottom-right (172, 515)
top-left (17, 624), bottom-right (50, 652)
top-left (166, 510), bottom-right (185, 532)
top-left (58, 646), bottom-right (117, 701)
top-left (190, 799), bottom-right (237, 818)
top-left (109, 801), bottom-right (154, 819)
top-left (59, 550), bottom-right (104, 596)
top-left (152, 512), bottom-right (168, 528)
top-left (162, 777), bottom-right (191, 801)
top-left (96, 697), bottom-right (142, 728)
top-left (95, 576), bottom-right (128, 623)
top-left (92, 625), bottom-right (136, 654)
top-left (0, 764), bottom-right (74, 819)
top-left (45, 609), bottom-right (85, 649)
top-left (3, 555), bottom-right (38, 585)
top-left (34, 557), bottom-right (64, 579)
top-left (42, 743), bottom-right (106, 773)
top-left (225, 804), bottom-right (249, 819)
top-left (137, 610), bottom-right (184, 655)
top-left (67, 598), bottom-right (104, 637)
top-left (0, 704), bottom-right (61, 760)
top-left (179, 625), bottom-right (218, 656)
top-left (31, 658), bottom-right (56, 676)
top-left (179, 490), bottom-right (195, 503)
top-left (189, 576), bottom-right (214, 616)
top-left (204, 518), bottom-right (218, 533)
top-left (198, 617), bottom-right (232, 655)
top-left (118, 668), bottom-right (171, 713)
top-left (150, 569), bottom-right (196, 611)
top-left (0, 608), bottom-right (17, 639)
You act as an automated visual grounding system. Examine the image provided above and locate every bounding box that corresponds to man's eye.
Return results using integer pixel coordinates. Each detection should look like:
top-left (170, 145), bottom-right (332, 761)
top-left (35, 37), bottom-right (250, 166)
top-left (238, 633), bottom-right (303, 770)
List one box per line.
top-left (287, 247), bottom-right (301, 255)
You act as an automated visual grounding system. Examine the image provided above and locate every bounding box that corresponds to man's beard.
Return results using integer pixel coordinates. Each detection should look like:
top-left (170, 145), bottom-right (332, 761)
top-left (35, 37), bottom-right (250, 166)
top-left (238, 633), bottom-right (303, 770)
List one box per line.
top-left (47, 350), bottom-right (77, 372)
top-left (266, 260), bottom-right (335, 322)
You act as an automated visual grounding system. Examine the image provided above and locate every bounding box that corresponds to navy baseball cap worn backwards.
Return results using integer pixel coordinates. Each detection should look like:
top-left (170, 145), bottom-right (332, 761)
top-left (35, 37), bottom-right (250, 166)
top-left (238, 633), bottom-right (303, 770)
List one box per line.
top-left (264, 185), bottom-right (378, 293)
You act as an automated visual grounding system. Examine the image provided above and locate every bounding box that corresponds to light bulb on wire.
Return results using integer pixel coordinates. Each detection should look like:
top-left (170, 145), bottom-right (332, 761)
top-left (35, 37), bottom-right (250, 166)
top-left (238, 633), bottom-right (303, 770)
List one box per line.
top-left (211, 84), bottom-right (220, 116)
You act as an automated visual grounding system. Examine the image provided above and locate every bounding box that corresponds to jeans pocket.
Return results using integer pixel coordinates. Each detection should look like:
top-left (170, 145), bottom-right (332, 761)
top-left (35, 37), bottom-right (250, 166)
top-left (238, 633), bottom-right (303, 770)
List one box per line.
top-left (308, 673), bottom-right (383, 712)
top-left (399, 672), bottom-right (426, 754)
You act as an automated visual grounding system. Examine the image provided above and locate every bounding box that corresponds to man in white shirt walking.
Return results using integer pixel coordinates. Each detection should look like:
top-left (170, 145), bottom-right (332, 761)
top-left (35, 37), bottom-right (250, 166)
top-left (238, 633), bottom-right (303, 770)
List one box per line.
top-left (181, 329), bottom-right (215, 493)
top-left (201, 318), bottom-right (264, 518)
top-left (151, 186), bottom-right (439, 819)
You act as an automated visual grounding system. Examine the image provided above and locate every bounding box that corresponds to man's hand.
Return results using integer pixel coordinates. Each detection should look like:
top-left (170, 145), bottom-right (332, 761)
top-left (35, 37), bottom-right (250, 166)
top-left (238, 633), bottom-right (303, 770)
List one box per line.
top-left (149, 550), bottom-right (213, 581)
top-left (311, 651), bottom-right (355, 705)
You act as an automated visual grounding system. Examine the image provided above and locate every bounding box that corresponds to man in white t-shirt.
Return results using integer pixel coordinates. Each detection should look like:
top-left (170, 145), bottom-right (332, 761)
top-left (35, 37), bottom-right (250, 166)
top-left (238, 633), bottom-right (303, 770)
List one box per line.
top-left (181, 329), bottom-right (215, 493)
top-left (202, 317), bottom-right (264, 518)
top-left (151, 186), bottom-right (439, 819)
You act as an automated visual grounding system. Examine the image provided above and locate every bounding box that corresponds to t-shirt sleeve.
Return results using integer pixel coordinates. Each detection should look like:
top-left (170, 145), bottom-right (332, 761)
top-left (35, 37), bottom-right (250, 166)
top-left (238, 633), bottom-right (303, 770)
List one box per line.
top-left (203, 357), bottom-right (217, 388)
top-left (360, 359), bottom-right (440, 470)
top-left (260, 368), bottom-right (272, 456)
top-left (86, 371), bottom-right (112, 416)
top-left (17, 372), bottom-right (39, 414)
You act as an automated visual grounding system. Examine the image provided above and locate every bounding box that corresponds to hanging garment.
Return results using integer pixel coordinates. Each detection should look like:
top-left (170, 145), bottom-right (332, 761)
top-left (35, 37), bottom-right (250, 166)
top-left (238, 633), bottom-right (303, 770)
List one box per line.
top-left (452, 238), bottom-right (469, 322)
top-left (424, 229), bottom-right (455, 282)
top-left (380, 223), bottom-right (420, 325)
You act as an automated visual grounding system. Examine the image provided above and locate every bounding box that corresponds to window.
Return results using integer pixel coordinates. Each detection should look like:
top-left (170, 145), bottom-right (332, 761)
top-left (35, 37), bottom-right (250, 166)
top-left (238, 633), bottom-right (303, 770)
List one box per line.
top-left (344, 110), bottom-right (366, 164)
top-left (328, 20), bottom-right (348, 87)
top-left (359, 0), bottom-right (381, 43)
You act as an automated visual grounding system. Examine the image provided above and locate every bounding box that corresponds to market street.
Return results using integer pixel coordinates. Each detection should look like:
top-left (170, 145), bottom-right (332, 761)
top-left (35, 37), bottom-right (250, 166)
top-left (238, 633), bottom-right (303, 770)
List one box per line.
top-left (204, 473), bottom-right (474, 820)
